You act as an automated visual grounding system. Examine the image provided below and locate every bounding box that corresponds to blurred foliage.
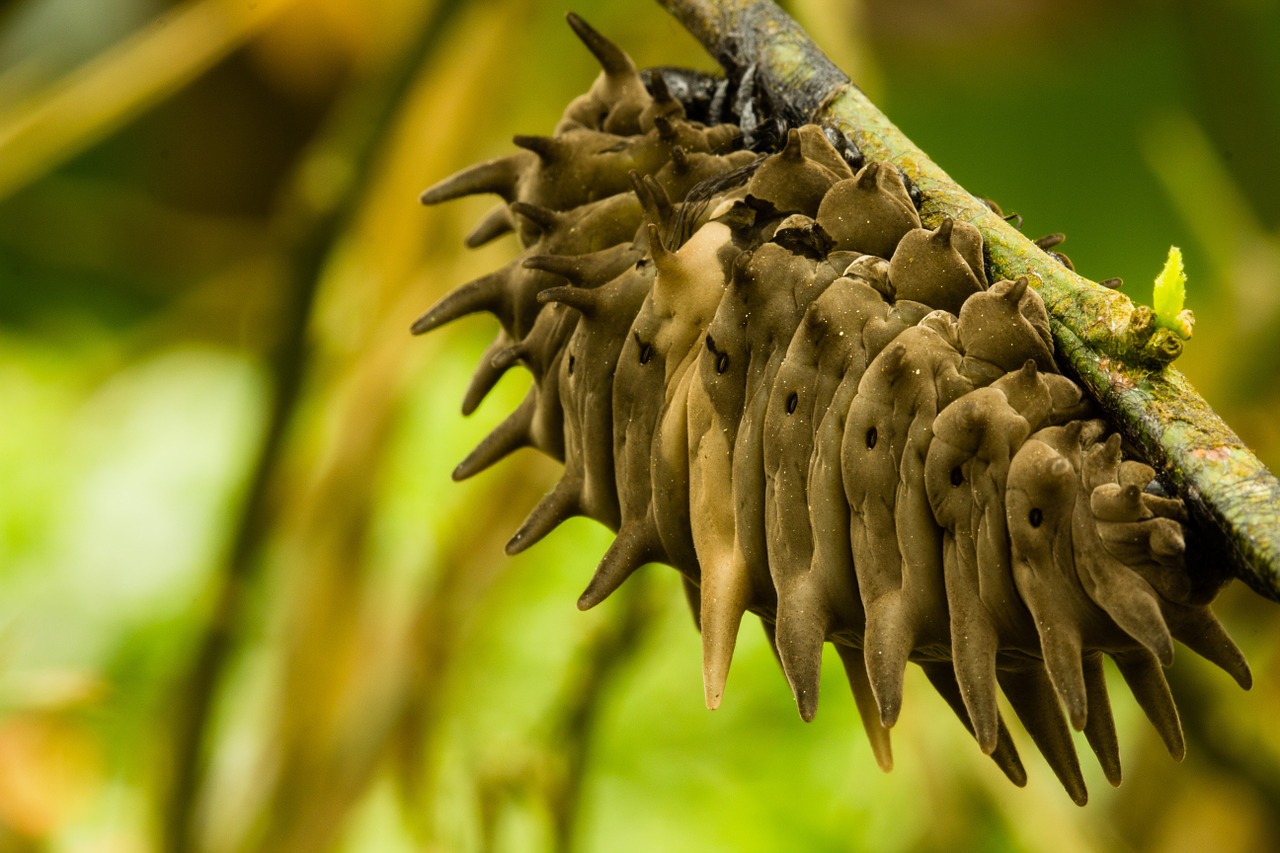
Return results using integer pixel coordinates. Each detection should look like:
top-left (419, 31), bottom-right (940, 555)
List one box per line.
top-left (1, 0), bottom-right (1279, 851)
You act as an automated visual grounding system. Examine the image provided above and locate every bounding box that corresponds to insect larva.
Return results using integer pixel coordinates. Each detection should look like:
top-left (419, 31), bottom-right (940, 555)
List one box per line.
top-left (413, 13), bottom-right (1250, 804)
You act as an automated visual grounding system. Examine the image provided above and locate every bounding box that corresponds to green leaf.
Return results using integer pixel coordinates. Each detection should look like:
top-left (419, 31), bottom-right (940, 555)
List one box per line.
top-left (1153, 245), bottom-right (1186, 327)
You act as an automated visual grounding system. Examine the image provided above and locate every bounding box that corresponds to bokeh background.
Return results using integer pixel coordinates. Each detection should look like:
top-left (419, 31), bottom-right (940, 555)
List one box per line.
top-left (2, 0), bottom-right (1280, 851)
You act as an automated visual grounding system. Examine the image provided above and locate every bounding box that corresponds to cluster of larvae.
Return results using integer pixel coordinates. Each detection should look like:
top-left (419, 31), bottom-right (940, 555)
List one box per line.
top-left (415, 14), bottom-right (1250, 804)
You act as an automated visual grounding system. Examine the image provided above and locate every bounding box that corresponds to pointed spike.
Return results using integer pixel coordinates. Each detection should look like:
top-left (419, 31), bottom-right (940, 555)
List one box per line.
top-left (1114, 650), bottom-right (1185, 761)
top-left (998, 666), bottom-right (1088, 805)
top-left (856, 160), bottom-right (881, 189)
top-left (452, 394), bottom-right (534, 481)
top-left (760, 620), bottom-right (785, 675)
top-left (920, 662), bottom-right (1026, 786)
top-left (564, 12), bottom-right (635, 76)
top-left (933, 216), bottom-right (955, 244)
top-left (634, 175), bottom-right (674, 232)
top-left (642, 175), bottom-right (673, 218)
top-left (461, 334), bottom-right (515, 416)
top-left (1007, 275), bottom-right (1029, 304)
top-left (578, 520), bottom-right (657, 610)
top-left (420, 155), bottom-right (523, 205)
top-left (863, 598), bottom-right (912, 728)
top-left (836, 644), bottom-right (893, 771)
top-left (950, 621), bottom-right (1001, 754)
top-left (990, 717), bottom-right (1029, 788)
top-left (629, 168), bottom-right (650, 202)
top-left (512, 134), bottom-right (559, 162)
top-left (1081, 655), bottom-right (1122, 786)
top-left (649, 72), bottom-right (675, 105)
top-left (681, 575), bottom-right (702, 631)
top-left (488, 342), bottom-right (523, 373)
top-left (464, 204), bottom-right (514, 248)
top-left (526, 243), bottom-right (639, 288)
top-left (1041, 627), bottom-right (1088, 731)
top-left (879, 342), bottom-right (907, 379)
top-left (781, 127), bottom-right (804, 160)
top-left (647, 223), bottom-right (674, 269)
top-left (776, 600), bottom-right (827, 722)
top-left (410, 270), bottom-right (508, 336)
top-left (506, 479), bottom-right (581, 555)
top-left (1165, 604), bottom-right (1253, 689)
top-left (509, 200), bottom-right (560, 234)
top-left (524, 254), bottom-right (582, 281)
top-left (538, 285), bottom-right (600, 316)
top-left (1082, 564), bottom-right (1175, 666)
top-left (700, 555), bottom-right (751, 710)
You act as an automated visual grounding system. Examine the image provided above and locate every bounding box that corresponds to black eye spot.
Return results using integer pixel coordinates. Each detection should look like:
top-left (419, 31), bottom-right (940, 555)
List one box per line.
top-left (866, 427), bottom-right (877, 449)
top-left (567, 354), bottom-right (575, 375)
top-left (715, 352), bottom-right (730, 375)
top-left (639, 343), bottom-right (653, 364)
top-left (786, 392), bottom-right (798, 414)
top-left (1029, 508), bottom-right (1043, 528)
top-left (950, 466), bottom-right (963, 487)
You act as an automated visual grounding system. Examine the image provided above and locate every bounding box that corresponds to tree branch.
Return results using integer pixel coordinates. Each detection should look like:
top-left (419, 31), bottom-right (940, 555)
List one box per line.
top-left (657, 0), bottom-right (1280, 602)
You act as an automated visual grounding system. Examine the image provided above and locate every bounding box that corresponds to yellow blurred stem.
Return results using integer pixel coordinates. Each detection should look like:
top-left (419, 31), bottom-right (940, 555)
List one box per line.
top-left (0, 0), bottom-right (301, 202)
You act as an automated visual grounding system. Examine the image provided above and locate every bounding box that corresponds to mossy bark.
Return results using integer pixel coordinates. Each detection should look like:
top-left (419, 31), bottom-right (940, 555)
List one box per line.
top-left (658, 0), bottom-right (1280, 601)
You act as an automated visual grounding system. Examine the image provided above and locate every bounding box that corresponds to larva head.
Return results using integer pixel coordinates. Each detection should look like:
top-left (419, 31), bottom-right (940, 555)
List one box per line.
top-left (816, 161), bottom-right (921, 257)
top-left (888, 218), bottom-right (988, 314)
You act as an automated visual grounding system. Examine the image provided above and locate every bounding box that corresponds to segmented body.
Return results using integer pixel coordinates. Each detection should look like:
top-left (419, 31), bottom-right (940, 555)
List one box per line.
top-left (414, 14), bottom-right (1249, 804)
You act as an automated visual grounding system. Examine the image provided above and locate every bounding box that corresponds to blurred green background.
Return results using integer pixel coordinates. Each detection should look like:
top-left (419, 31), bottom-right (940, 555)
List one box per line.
top-left (1, 0), bottom-right (1279, 851)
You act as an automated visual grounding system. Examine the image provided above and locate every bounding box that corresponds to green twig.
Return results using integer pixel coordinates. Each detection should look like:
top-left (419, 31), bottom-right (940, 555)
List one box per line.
top-left (658, 0), bottom-right (1280, 601)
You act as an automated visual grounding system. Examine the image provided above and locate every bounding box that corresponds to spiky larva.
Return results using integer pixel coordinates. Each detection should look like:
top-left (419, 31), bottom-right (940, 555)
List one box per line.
top-left (413, 13), bottom-right (1251, 805)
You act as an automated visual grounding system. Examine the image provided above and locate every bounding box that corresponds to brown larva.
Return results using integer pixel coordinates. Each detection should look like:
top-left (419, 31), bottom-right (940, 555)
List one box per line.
top-left (412, 13), bottom-right (1250, 805)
